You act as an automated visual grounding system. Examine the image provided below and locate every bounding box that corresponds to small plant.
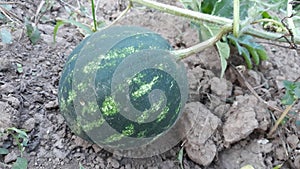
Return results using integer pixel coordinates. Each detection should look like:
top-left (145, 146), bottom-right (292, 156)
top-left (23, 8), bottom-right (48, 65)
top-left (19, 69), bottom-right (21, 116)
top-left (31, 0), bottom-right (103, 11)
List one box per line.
top-left (268, 80), bottom-right (300, 136)
top-left (0, 127), bottom-right (29, 169)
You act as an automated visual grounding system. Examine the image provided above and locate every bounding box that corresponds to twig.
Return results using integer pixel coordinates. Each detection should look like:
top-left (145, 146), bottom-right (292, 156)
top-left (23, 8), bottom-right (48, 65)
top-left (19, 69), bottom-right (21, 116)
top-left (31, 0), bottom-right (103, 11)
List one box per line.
top-left (268, 102), bottom-right (295, 137)
top-left (229, 64), bottom-right (283, 112)
top-left (34, 0), bottom-right (45, 25)
top-left (276, 14), bottom-right (297, 49)
top-left (0, 5), bottom-right (22, 24)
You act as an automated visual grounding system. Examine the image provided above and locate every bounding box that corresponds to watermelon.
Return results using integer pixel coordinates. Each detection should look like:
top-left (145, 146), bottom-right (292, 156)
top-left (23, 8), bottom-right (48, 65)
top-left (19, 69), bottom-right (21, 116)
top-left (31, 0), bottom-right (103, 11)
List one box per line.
top-left (58, 26), bottom-right (188, 156)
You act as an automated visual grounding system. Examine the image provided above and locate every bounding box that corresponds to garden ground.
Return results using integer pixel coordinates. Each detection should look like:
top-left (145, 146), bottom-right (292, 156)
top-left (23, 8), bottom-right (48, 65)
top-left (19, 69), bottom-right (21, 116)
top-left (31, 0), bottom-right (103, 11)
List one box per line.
top-left (1, 0), bottom-right (300, 168)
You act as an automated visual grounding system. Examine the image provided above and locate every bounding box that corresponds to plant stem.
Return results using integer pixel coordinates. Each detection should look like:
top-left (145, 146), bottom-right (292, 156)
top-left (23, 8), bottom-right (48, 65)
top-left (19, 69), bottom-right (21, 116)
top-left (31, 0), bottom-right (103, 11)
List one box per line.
top-left (173, 25), bottom-right (232, 60)
top-left (130, 0), bottom-right (300, 44)
top-left (91, 0), bottom-right (97, 31)
top-left (268, 102), bottom-right (295, 137)
top-left (130, 0), bottom-right (232, 25)
top-left (233, 0), bottom-right (240, 37)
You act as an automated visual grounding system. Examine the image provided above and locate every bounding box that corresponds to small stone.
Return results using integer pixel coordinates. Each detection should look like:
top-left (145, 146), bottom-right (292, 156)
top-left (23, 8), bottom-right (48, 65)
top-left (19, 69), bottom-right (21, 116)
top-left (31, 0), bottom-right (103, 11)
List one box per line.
top-left (73, 136), bottom-right (90, 149)
top-left (294, 155), bottom-right (300, 169)
top-left (22, 118), bottom-right (36, 131)
top-left (182, 102), bottom-right (220, 166)
top-left (4, 149), bottom-right (18, 163)
top-left (92, 144), bottom-right (102, 153)
top-left (0, 83), bottom-right (15, 93)
top-left (3, 95), bottom-right (20, 108)
top-left (0, 58), bottom-right (12, 72)
top-left (245, 70), bottom-right (261, 86)
top-left (185, 139), bottom-right (217, 166)
top-left (287, 134), bottom-right (299, 149)
top-left (107, 157), bottom-right (120, 168)
top-left (54, 138), bottom-right (65, 149)
top-left (223, 95), bottom-right (259, 144)
top-left (0, 101), bottom-right (14, 129)
top-left (185, 102), bottom-right (220, 144)
top-left (275, 147), bottom-right (286, 160)
top-left (210, 77), bottom-right (232, 98)
top-left (45, 100), bottom-right (58, 109)
top-left (53, 147), bottom-right (68, 159)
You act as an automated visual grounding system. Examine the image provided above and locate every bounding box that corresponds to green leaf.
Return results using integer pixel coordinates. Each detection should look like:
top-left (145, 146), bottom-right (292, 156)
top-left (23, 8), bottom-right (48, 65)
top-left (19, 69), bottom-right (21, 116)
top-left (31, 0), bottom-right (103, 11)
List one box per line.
top-left (203, 23), bottom-right (230, 77)
top-left (12, 157), bottom-right (28, 169)
top-left (256, 48), bottom-right (268, 61)
top-left (261, 11), bottom-right (272, 19)
top-left (16, 63), bottom-right (23, 73)
top-left (179, 0), bottom-right (201, 11)
top-left (212, 0), bottom-right (233, 18)
top-left (7, 127), bottom-right (28, 147)
top-left (241, 47), bottom-right (253, 69)
top-left (244, 45), bottom-right (259, 65)
top-left (227, 34), bottom-right (268, 68)
top-left (53, 19), bottom-right (93, 37)
top-left (177, 147), bottom-right (184, 169)
top-left (53, 20), bottom-right (65, 42)
top-left (0, 148), bottom-right (9, 155)
top-left (25, 21), bottom-right (41, 45)
top-left (281, 91), bottom-right (295, 105)
top-left (201, 0), bottom-right (218, 14)
top-left (283, 80), bottom-right (295, 90)
top-left (0, 28), bottom-right (12, 44)
top-left (294, 87), bottom-right (300, 98)
top-left (217, 41), bottom-right (230, 77)
top-left (79, 163), bottom-right (85, 169)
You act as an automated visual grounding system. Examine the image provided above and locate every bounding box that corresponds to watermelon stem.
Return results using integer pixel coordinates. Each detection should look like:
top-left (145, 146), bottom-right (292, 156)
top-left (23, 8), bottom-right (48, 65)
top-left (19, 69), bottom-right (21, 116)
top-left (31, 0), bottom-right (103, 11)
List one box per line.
top-left (172, 25), bottom-right (232, 60)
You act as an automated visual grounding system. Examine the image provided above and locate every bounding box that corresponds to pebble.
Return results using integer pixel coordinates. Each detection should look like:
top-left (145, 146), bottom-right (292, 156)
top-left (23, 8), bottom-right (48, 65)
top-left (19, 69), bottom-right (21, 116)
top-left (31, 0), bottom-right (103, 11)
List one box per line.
top-left (4, 150), bottom-right (18, 163)
top-left (22, 118), bottom-right (36, 131)
top-left (287, 134), bottom-right (299, 149)
top-left (0, 83), bottom-right (15, 93)
top-left (45, 100), bottom-right (58, 109)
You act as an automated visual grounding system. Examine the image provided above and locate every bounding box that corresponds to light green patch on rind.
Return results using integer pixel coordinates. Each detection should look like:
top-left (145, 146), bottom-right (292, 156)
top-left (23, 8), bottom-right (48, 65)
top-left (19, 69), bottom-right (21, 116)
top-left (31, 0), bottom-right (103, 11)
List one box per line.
top-left (77, 82), bottom-right (88, 92)
top-left (122, 124), bottom-right (134, 136)
top-left (136, 96), bottom-right (165, 123)
top-left (67, 90), bottom-right (77, 104)
top-left (81, 117), bottom-right (105, 131)
top-left (83, 60), bottom-right (101, 74)
top-left (175, 103), bottom-right (181, 114)
top-left (106, 46), bottom-right (136, 59)
top-left (137, 130), bottom-right (147, 138)
top-left (101, 96), bottom-right (119, 116)
top-left (157, 106), bottom-right (169, 122)
top-left (155, 63), bottom-right (165, 70)
top-left (131, 76), bottom-right (159, 98)
top-left (104, 133), bottom-right (124, 143)
top-left (130, 73), bottom-right (146, 85)
top-left (82, 101), bottom-right (98, 115)
top-left (99, 46), bottom-right (137, 69)
top-left (59, 97), bottom-right (67, 111)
